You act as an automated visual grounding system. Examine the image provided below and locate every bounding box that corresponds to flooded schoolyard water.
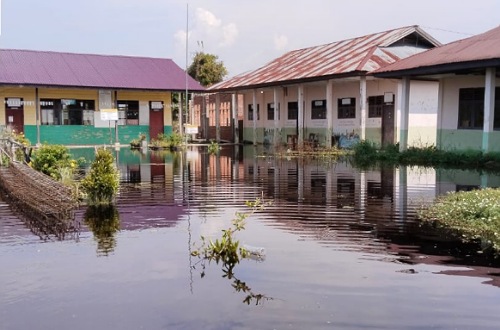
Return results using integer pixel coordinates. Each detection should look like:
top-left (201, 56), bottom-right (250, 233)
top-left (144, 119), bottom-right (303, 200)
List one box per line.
top-left (2, 145), bottom-right (500, 329)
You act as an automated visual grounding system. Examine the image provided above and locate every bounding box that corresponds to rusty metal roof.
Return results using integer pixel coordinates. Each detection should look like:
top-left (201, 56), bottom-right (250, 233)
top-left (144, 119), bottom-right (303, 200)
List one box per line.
top-left (375, 25), bottom-right (500, 77)
top-left (210, 25), bottom-right (439, 91)
top-left (0, 49), bottom-right (205, 91)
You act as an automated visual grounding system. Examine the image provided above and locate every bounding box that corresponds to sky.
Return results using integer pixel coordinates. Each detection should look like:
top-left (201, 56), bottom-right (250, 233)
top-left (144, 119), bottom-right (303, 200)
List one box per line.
top-left (0, 0), bottom-right (499, 78)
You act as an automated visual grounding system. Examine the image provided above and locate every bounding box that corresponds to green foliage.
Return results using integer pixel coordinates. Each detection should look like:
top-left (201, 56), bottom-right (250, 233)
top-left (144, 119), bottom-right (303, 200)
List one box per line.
top-left (352, 142), bottom-right (500, 171)
top-left (419, 188), bottom-right (500, 253)
top-left (31, 144), bottom-right (75, 180)
top-left (188, 52), bottom-right (228, 87)
top-left (191, 198), bottom-right (272, 305)
top-left (207, 140), bottom-right (220, 154)
top-left (81, 148), bottom-right (119, 205)
top-left (130, 133), bottom-right (146, 148)
top-left (150, 133), bottom-right (183, 149)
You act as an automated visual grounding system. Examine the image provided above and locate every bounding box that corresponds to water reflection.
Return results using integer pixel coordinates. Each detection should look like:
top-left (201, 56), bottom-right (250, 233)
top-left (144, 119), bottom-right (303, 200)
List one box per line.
top-left (84, 205), bottom-right (120, 256)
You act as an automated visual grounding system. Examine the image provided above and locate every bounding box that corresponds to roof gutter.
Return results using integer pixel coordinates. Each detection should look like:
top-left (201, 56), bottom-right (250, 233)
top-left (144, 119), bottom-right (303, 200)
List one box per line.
top-left (208, 71), bottom-right (367, 93)
top-left (0, 83), bottom-right (205, 93)
top-left (374, 59), bottom-right (500, 78)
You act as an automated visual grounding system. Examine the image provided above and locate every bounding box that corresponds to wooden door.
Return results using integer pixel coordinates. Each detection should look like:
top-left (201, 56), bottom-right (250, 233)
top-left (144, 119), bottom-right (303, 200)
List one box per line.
top-left (149, 101), bottom-right (164, 139)
top-left (5, 98), bottom-right (24, 134)
top-left (382, 103), bottom-right (395, 146)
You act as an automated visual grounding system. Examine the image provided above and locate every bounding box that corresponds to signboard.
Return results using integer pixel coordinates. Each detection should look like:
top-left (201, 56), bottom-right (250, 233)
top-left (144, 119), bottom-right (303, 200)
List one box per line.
top-left (100, 108), bottom-right (118, 121)
top-left (185, 124), bottom-right (199, 134)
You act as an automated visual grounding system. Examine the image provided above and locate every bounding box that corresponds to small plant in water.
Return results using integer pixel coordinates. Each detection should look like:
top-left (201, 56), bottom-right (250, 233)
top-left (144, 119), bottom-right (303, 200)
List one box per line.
top-left (191, 198), bottom-right (273, 305)
top-left (81, 148), bottom-right (119, 205)
top-left (207, 140), bottom-right (220, 154)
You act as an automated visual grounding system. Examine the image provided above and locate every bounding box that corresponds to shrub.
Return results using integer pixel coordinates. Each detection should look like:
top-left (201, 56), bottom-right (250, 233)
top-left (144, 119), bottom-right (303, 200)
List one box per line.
top-left (31, 144), bottom-right (74, 180)
top-left (419, 188), bottom-right (500, 253)
top-left (81, 148), bottom-right (119, 205)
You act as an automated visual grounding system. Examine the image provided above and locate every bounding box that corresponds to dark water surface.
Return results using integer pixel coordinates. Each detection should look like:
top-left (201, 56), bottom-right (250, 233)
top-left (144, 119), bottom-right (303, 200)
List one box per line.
top-left (2, 146), bottom-right (500, 329)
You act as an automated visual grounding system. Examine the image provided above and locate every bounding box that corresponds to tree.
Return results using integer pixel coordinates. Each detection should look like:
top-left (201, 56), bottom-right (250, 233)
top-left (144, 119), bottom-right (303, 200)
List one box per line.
top-left (188, 52), bottom-right (228, 87)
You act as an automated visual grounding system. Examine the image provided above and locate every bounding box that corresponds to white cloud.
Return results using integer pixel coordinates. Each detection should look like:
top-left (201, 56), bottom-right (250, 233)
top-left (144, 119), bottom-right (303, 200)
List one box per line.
top-left (196, 8), bottom-right (221, 28)
top-left (174, 29), bottom-right (188, 44)
top-left (221, 23), bottom-right (238, 47)
top-left (274, 34), bottom-right (288, 51)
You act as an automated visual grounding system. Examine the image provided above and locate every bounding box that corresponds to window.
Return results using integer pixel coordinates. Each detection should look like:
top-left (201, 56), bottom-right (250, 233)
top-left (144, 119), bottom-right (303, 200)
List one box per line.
top-left (338, 98), bottom-right (356, 119)
top-left (118, 100), bottom-right (139, 125)
top-left (458, 87), bottom-right (500, 129)
top-left (41, 99), bottom-right (56, 125)
top-left (368, 96), bottom-right (384, 118)
top-left (248, 104), bottom-right (260, 121)
top-left (41, 99), bottom-right (95, 125)
top-left (288, 101), bottom-right (298, 120)
top-left (311, 100), bottom-right (326, 119)
top-left (267, 103), bottom-right (279, 120)
top-left (458, 88), bottom-right (484, 129)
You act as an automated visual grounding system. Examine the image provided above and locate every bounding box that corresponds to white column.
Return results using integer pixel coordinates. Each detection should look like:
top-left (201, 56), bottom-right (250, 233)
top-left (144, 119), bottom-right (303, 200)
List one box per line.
top-left (298, 84), bottom-right (305, 145)
top-left (399, 77), bottom-right (411, 151)
top-left (232, 93), bottom-right (239, 144)
top-left (436, 79), bottom-right (445, 149)
top-left (215, 93), bottom-right (221, 142)
top-left (326, 80), bottom-right (334, 147)
top-left (482, 67), bottom-right (496, 152)
top-left (273, 88), bottom-right (279, 146)
top-left (359, 76), bottom-right (367, 140)
top-left (252, 90), bottom-right (257, 145)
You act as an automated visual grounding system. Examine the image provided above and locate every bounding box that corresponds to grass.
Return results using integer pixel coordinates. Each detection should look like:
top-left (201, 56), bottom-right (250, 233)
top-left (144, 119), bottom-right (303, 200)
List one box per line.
top-left (352, 141), bottom-right (500, 171)
top-left (419, 188), bottom-right (500, 253)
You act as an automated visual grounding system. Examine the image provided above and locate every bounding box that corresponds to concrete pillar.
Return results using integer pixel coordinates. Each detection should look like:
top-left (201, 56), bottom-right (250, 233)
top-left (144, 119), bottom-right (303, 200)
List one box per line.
top-left (326, 80), bottom-right (334, 147)
top-left (482, 67), bottom-right (496, 153)
top-left (35, 88), bottom-right (41, 145)
top-left (359, 76), bottom-right (367, 141)
top-left (232, 93), bottom-right (239, 144)
top-left (298, 84), bottom-right (305, 145)
top-left (252, 90), bottom-right (257, 145)
top-left (399, 77), bottom-right (411, 151)
top-left (273, 88), bottom-right (279, 146)
top-left (215, 94), bottom-right (221, 142)
top-left (436, 79), bottom-right (445, 149)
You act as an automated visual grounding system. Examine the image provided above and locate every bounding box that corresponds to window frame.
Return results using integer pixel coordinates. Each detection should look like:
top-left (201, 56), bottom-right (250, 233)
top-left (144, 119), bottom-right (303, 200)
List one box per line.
top-left (311, 99), bottom-right (326, 120)
top-left (338, 97), bottom-right (356, 119)
top-left (287, 101), bottom-right (298, 120)
top-left (368, 95), bottom-right (384, 118)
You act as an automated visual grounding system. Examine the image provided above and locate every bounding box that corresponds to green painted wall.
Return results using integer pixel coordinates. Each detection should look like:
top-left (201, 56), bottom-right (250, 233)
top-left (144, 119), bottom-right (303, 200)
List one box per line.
top-left (437, 129), bottom-right (483, 151)
top-left (24, 125), bottom-right (173, 146)
top-left (365, 128), bottom-right (381, 146)
top-left (242, 127), bottom-right (264, 143)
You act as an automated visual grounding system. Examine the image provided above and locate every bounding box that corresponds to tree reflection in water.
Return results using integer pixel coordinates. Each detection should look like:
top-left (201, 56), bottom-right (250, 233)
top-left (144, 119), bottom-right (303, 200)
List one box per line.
top-left (84, 205), bottom-right (120, 256)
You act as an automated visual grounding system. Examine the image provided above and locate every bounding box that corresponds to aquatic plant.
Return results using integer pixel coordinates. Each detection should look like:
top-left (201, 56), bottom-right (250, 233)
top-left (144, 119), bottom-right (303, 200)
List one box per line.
top-left (419, 188), bottom-right (500, 253)
top-left (150, 132), bottom-right (183, 150)
top-left (31, 144), bottom-right (77, 180)
top-left (81, 148), bottom-right (119, 205)
top-left (207, 140), bottom-right (220, 154)
top-left (130, 133), bottom-right (146, 148)
top-left (191, 198), bottom-right (273, 305)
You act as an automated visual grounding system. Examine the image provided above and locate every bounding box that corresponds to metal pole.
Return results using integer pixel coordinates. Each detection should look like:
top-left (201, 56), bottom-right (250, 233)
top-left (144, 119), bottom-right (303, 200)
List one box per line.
top-left (183, 3), bottom-right (189, 145)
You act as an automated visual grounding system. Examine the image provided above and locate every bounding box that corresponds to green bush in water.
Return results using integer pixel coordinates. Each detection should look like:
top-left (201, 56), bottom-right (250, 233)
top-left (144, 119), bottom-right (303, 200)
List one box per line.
top-left (81, 148), bottom-right (119, 205)
top-left (31, 144), bottom-right (74, 180)
top-left (419, 188), bottom-right (500, 253)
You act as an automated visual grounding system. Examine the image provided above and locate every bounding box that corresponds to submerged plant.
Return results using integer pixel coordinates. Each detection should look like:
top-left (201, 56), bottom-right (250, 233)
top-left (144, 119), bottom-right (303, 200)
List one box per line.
top-left (419, 188), bottom-right (500, 253)
top-left (207, 140), bottom-right (220, 154)
top-left (81, 148), bottom-right (119, 205)
top-left (191, 198), bottom-right (273, 305)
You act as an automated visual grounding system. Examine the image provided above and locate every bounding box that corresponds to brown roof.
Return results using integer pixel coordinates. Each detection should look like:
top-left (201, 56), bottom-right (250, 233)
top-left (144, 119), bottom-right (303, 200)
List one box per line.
top-left (209, 26), bottom-right (440, 92)
top-left (375, 25), bottom-right (500, 77)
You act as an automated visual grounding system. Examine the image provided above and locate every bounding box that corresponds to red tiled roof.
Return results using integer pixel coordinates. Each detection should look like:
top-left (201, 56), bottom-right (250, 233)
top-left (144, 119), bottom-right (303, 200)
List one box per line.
top-left (0, 49), bottom-right (204, 91)
top-left (209, 25), bottom-right (440, 91)
top-left (375, 25), bottom-right (500, 76)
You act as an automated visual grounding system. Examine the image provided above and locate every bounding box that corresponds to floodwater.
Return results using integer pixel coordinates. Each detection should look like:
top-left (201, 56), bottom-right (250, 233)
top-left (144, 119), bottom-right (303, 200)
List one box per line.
top-left (2, 146), bottom-right (500, 330)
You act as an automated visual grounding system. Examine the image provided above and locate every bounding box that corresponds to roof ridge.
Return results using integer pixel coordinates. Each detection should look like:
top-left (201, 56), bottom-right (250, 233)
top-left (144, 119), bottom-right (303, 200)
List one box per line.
top-left (281, 25), bottom-right (421, 54)
top-left (0, 48), bottom-right (173, 61)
